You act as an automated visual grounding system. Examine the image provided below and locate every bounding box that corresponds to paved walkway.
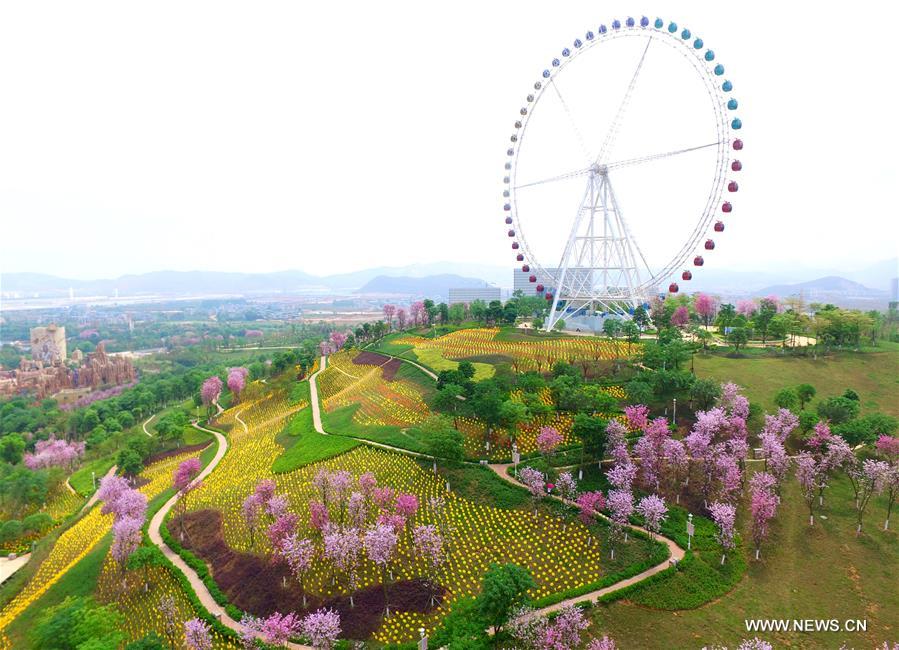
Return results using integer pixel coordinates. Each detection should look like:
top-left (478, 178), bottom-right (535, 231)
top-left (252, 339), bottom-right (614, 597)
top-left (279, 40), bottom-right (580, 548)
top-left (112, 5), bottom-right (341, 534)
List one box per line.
top-left (488, 462), bottom-right (685, 618)
top-left (0, 554), bottom-right (30, 585)
top-left (142, 413), bottom-right (156, 437)
top-left (146, 415), bottom-right (314, 650)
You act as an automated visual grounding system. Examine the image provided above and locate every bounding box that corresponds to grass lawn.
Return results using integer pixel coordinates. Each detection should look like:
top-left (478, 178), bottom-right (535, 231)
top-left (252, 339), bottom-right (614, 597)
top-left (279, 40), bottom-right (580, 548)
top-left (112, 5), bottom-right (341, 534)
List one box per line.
top-left (1, 535), bottom-right (112, 647)
top-left (69, 456), bottom-right (117, 497)
top-left (419, 460), bottom-right (533, 510)
top-left (409, 346), bottom-right (495, 380)
top-left (272, 399), bottom-right (360, 473)
top-left (693, 349), bottom-right (899, 417)
top-left (322, 404), bottom-right (430, 454)
top-left (589, 473), bottom-right (899, 649)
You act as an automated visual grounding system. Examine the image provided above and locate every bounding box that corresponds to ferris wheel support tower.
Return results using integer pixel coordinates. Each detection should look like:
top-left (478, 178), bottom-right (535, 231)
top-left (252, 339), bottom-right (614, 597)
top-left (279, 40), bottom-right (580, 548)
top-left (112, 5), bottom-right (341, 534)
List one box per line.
top-left (546, 164), bottom-right (650, 331)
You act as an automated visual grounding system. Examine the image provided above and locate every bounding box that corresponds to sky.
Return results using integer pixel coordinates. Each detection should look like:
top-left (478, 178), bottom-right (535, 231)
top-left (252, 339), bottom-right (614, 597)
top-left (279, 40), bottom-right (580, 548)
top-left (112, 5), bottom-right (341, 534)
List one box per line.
top-left (1, 1), bottom-right (897, 281)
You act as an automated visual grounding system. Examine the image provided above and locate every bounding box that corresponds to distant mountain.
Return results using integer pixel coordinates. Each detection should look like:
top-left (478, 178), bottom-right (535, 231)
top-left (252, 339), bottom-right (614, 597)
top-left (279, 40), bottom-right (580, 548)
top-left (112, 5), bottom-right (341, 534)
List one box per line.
top-left (756, 276), bottom-right (887, 299)
top-left (355, 274), bottom-right (490, 298)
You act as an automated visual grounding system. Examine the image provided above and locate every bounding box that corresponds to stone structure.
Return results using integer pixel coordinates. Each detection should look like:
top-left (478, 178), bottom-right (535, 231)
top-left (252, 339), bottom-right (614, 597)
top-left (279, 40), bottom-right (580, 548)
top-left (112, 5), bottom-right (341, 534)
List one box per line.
top-left (0, 342), bottom-right (136, 400)
top-left (30, 324), bottom-right (67, 364)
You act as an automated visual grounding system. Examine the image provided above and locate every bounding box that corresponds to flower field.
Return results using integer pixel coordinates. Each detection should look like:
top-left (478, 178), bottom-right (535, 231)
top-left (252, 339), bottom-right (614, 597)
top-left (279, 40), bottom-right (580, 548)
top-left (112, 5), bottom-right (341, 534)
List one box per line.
top-left (43, 483), bottom-right (85, 521)
top-left (95, 554), bottom-right (240, 648)
top-left (396, 328), bottom-right (639, 372)
top-left (184, 393), bottom-right (606, 644)
top-left (0, 448), bottom-right (204, 637)
top-left (317, 350), bottom-right (431, 427)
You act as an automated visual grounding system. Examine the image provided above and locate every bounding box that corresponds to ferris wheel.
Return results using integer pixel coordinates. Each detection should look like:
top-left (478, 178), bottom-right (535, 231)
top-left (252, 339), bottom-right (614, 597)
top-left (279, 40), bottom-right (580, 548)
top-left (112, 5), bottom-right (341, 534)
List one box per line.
top-left (503, 16), bottom-right (743, 331)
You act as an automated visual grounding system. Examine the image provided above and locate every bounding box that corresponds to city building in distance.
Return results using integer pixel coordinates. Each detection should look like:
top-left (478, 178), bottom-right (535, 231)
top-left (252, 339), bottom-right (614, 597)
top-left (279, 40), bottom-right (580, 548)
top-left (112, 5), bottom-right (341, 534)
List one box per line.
top-left (448, 286), bottom-right (501, 305)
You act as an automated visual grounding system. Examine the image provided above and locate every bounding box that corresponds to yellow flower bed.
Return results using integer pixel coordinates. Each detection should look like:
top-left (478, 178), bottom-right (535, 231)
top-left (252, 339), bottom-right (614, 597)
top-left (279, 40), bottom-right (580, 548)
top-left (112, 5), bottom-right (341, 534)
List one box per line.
top-left (96, 554), bottom-right (240, 648)
top-left (397, 328), bottom-right (639, 372)
top-left (317, 351), bottom-right (430, 428)
top-left (187, 394), bottom-right (604, 644)
top-left (0, 449), bottom-right (203, 633)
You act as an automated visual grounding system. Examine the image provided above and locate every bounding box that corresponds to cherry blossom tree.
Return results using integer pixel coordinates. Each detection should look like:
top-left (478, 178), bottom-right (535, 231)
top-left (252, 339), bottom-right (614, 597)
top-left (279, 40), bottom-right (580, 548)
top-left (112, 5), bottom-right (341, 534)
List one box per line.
top-left (413, 524), bottom-right (445, 605)
top-left (606, 462), bottom-right (637, 492)
top-left (536, 426), bottom-right (563, 459)
top-left (184, 618), bottom-right (212, 650)
top-left (587, 636), bottom-right (619, 650)
top-left (309, 501), bottom-right (330, 533)
top-left (395, 493), bottom-right (419, 519)
top-left (242, 611), bottom-right (301, 647)
top-left (555, 471), bottom-right (578, 502)
top-left (576, 491), bottom-right (605, 528)
top-left (876, 435), bottom-right (899, 463)
top-left (396, 308), bottom-right (407, 330)
top-left (605, 419), bottom-right (631, 466)
top-left (852, 459), bottom-right (890, 535)
top-left (634, 417), bottom-right (671, 492)
top-left (519, 467), bottom-right (546, 515)
top-left (159, 594), bottom-right (179, 649)
top-left (708, 501), bottom-right (736, 564)
top-left (671, 305), bottom-right (690, 328)
top-left (324, 527), bottom-right (361, 607)
top-left (607, 489), bottom-right (634, 557)
top-left (635, 494), bottom-right (668, 540)
top-left (347, 492), bottom-right (367, 529)
top-left (173, 457), bottom-right (202, 537)
top-left (382, 304), bottom-right (396, 329)
top-left (267, 513), bottom-right (299, 554)
top-left (300, 608), bottom-right (341, 649)
top-left (242, 493), bottom-right (264, 548)
top-left (365, 523), bottom-right (398, 615)
top-left (796, 452), bottom-right (821, 526)
top-left (372, 486), bottom-right (395, 511)
top-left (329, 331), bottom-right (348, 350)
top-left (280, 533), bottom-right (315, 607)
top-left (227, 368), bottom-right (247, 401)
top-left (736, 299), bottom-right (757, 318)
top-left (624, 404), bottom-right (650, 432)
top-left (748, 472), bottom-right (779, 560)
top-left (23, 438), bottom-right (85, 471)
top-left (111, 515), bottom-right (143, 569)
top-left (694, 293), bottom-right (718, 326)
top-left (879, 465), bottom-right (899, 531)
top-left (200, 376), bottom-right (223, 410)
top-left (509, 604), bottom-right (590, 650)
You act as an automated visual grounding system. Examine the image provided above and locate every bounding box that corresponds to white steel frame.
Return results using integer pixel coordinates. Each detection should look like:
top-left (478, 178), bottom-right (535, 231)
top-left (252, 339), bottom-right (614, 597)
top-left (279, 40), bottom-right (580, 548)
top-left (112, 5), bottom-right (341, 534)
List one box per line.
top-left (506, 25), bottom-right (732, 331)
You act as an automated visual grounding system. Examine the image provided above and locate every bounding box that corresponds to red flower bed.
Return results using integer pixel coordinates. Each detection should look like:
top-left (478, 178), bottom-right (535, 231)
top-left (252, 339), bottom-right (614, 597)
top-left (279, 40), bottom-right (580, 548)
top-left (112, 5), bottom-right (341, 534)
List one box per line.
top-left (352, 351), bottom-right (402, 381)
top-left (170, 509), bottom-right (443, 640)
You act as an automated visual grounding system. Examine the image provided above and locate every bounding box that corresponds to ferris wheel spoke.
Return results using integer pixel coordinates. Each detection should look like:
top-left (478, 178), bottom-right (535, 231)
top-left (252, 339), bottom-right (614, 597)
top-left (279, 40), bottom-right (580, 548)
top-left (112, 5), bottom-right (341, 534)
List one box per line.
top-left (514, 166), bottom-right (592, 190)
top-left (606, 142), bottom-right (720, 170)
top-left (548, 78), bottom-right (591, 161)
top-left (594, 36), bottom-right (653, 166)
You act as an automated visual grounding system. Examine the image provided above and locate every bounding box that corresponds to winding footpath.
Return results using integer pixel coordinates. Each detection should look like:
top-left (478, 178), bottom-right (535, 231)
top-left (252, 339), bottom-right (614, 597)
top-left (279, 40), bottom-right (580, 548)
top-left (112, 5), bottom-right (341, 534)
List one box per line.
top-left (309, 354), bottom-right (688, 620)
top-left (144, 353), bottom-right (687, 646)
top-left (146, 414), bottom-right (314, 650)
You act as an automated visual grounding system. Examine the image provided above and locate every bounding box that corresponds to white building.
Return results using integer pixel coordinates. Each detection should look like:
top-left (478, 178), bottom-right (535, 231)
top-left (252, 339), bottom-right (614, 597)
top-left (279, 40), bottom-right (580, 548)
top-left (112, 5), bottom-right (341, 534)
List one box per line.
top-left (448, 287), bottom-right (502, 305)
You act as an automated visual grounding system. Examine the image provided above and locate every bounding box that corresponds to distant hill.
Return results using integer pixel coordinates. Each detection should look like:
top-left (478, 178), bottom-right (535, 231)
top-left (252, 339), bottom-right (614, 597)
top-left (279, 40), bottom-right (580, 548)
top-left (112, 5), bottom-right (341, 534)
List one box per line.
top-left (756, 276), bottom-right (887, 299)
top-left (355, 274), bottom-right (490, 298)
top-left (1, 262), bottom-right (507, 297)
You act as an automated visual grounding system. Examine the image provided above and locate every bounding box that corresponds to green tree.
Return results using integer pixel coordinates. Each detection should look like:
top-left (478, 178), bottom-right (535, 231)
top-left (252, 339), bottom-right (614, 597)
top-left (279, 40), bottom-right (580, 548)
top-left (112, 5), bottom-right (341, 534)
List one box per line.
top-left (625, 379), bottom-right (654, 406)
top-left (632, 305), bottom-right (649, 328)
top-left (572, 414), bottom-right (607, 470)
top-left (773, 387), bottom-right (800, 411)
top-left (498, 400), bottom-right (530, 443)
top-left (796, 383), bottom-right (816, 409)
top-left (727, 326), bottom-right (749, 352)
top-left (81, 410), bottom-right (101, 433)
top-left (434, 383), bottom-right (465, 415)
top-left (691, 378), bottom-right (722, 411)
top-left (475, 563), bottom-right (536, 643)
top-left (418, 416), bottom-right (465, 472)
top-left (117, 448), bottom-right (144, 476)
top-left (30, 596), bottom-right (124, 650)
top-left (126, 546), bottom-right (165, 592)
top-left (125, 633), bottom-right (166, 650)
top-left (457, 361), bottom-right (476, 379)
top-left (430, 598), bottom-right (490, 649)
top-left (816, 396), bottom-right (860, 425)
top-left (0, 434), bottom-right (26, 464)
top-left (22, 512), bottom-right (53, 535)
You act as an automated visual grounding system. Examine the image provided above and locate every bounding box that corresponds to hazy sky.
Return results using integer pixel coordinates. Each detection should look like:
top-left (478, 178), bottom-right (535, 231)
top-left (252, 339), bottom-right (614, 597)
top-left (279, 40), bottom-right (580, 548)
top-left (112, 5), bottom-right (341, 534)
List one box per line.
top-left (1, 1), bottom-right (897, 280)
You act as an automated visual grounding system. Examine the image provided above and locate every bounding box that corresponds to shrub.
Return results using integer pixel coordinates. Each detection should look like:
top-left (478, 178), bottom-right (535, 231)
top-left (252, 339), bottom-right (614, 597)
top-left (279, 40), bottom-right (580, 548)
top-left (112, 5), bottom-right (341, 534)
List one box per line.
top-left (22, 512), bottom-right (54, 535)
